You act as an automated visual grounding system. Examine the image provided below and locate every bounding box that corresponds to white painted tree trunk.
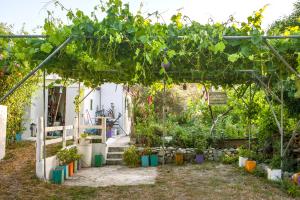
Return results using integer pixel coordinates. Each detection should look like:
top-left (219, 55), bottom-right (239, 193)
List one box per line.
top-left (0, 105), bottom-right (7, 160)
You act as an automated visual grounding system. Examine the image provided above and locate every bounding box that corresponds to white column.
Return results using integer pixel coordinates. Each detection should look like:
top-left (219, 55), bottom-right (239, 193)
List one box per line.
top-left (0, 105), bottom-right (7, 160)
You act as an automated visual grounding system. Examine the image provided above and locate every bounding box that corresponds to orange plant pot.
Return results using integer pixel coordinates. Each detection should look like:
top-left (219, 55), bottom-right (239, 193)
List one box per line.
top-left (175, 153), bottom-right (184, 165)
top-left (68, 162), bottom-right (74, 177)
top-left (245, 160), bottom-right (256, 173)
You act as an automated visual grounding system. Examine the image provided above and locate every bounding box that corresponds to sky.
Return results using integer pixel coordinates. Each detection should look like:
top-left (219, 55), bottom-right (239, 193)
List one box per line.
top-left (0, 0), bottom-right (297, 33)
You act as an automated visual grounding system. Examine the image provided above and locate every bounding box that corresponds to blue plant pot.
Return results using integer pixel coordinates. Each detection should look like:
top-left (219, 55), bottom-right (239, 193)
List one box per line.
top-left (150, 154), bottom-right (158, 167)
top-left (15, 133), bottom-right (22, 142)
top-left (141, 155), bottom-right (149, 167)
top-left (63, 165), bottom-right (69, 180)
top-left (195, 154), bottom-right (204, 164)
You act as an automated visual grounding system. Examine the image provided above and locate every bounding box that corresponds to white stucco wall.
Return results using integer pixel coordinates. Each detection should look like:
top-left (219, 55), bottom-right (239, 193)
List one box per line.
top-left (82, 89), bottom-right (101, 125)
top-left (0, 105), bottom-right (7, 160)
top-left (100, 83), bottom-right (125, 133)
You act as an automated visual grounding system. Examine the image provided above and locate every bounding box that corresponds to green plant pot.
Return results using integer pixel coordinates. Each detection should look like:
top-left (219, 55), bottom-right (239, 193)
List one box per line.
top-left (150, 154), bottom-right (158, 167)
top-left (95, 155), bottom-right (103, 167)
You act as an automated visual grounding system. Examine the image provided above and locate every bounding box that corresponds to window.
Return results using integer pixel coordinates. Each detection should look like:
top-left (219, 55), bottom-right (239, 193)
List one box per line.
top-left (90, 99), bottom-right (93, 110)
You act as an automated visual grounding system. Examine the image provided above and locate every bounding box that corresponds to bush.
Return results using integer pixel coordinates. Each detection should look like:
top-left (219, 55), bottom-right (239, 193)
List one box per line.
top-left (195, 137), bottom-right (207, 154)
top-left (123, 145), bottom-right (140, 167)
top-left (280, 179), bottom-right (300, 198)
top-left (57, 147), bottom-right (81, 165)
top-left (221, 154), bottom-right (238, 164)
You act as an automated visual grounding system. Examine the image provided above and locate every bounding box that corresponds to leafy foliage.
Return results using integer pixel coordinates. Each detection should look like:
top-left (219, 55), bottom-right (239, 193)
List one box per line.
top-left (123, 145), bottom-right (140, 167)
top-left (0, 24), bottom-right (39, 142)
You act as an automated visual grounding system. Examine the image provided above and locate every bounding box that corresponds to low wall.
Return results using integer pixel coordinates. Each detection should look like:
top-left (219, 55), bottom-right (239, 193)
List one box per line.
top-left (36, 155), bottom-right (59, 180)
top-left (137, 147), bottom-right (238, 164)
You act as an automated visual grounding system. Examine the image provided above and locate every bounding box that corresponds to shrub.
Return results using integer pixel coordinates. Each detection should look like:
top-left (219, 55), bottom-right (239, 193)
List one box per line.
top-left (270, 154), bottom-right (281, 169)
top-left (57, 147), bottom-right (81, 165)
top-left (280, 179), bottom-right (300, 198)
top-left (123, 145), bottom-right (140, 167)
top-left (195, 137), bottom-right (207, 154)
top-left (221, 154), bottom-right (238, 164)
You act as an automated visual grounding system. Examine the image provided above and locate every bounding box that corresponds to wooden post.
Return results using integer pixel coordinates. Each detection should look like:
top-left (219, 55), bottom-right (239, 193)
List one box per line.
top-left (102, 117), bottom-right (106, 143)
top-left (73, 117), bottom-right (78, 145)
top-left (0, 105), bottom-right (7, 160)
top-left (36, 117), bottom-right (44, 162)
top-left (62, 126), bottom-right (67, 148)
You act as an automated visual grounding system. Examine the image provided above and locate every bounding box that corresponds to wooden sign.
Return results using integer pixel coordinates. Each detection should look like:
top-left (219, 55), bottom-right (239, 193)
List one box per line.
top-left (208, 92), bottom-right (227, 105)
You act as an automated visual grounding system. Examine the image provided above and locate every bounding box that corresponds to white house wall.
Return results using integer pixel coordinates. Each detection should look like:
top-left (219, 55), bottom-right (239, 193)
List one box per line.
top-left (23, 80), bottom-right (131, 139)
top-left (100, 83), bottom-right (125, 132)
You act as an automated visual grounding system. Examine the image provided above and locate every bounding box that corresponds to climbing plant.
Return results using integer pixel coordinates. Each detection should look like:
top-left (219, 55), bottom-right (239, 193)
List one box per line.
top-left (0, 0), bottom-right (299, 88)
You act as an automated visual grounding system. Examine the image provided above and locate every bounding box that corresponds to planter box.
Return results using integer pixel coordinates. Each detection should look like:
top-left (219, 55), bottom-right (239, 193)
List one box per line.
top-left (245, 160), bottom-right (256, 173)
top-left (267, 168), bottom-right (281, 181)
top-left (150, 154), bottom-right (158, 167)
top-left (52, 166), bottom-right (64, 184)
top-left (195, 154), bottom-right (204, 164)
top-left (238, 156), bottom-right (248, 167)
top-left (141, 155), bottom-right (149, 167)
top-left (78, 143), bottom-right (92, 167)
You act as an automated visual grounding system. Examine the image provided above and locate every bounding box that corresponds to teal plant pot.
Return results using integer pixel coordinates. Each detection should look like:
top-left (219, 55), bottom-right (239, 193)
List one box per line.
top-left (63, 165), bottom-right (69, 180)
top-left (141, 155), bottom-right (149, 167)
top-left (52, 166), bottom-right (64, 184)
top-left (150, 154), bottom-right (158, 167)
top-left (15, 133), bottom-right (22, 142)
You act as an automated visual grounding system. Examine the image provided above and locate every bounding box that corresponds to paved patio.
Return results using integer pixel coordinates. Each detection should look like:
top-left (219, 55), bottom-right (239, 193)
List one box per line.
top-left (64, 165), bottom-right (158, 187)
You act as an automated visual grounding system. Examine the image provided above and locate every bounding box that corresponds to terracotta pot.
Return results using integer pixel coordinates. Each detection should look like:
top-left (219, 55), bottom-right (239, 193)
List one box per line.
top-left (245, 160), bottom-right (256, 172)
top-left (68, 162), bottom-right (74, 176)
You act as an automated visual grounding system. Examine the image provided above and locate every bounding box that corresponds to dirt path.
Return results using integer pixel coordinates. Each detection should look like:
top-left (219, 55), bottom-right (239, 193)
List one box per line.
top-left (0, 141), bottom-right (296, 200)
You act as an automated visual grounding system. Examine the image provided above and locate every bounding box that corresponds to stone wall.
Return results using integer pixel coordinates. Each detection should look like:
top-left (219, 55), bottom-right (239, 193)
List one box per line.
top-left (137, 146), bottom-right (238, 164)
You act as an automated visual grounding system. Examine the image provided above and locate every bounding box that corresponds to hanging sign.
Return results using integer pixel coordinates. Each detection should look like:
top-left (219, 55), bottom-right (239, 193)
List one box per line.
top-left (208, 92), bottom-right (227, 105)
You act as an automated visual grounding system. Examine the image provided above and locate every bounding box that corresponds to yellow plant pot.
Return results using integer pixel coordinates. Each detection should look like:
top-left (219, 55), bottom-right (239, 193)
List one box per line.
top-left (175, 153), bottom-right (184, 165)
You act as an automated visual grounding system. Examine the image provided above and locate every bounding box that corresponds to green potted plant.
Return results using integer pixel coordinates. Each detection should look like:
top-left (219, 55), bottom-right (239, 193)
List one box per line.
top-left (69, 148), bottom-right (81, 175)
top-left (141, 147), bottom-right (152, 167)
top-left (267, 155), bottom-right (282, 181)
top-left (57, 148), bottom-right (69, 179)
top-left (195, 138), bottom-right (207, 164)
top-left (123, 145), bottom-right (139, 167)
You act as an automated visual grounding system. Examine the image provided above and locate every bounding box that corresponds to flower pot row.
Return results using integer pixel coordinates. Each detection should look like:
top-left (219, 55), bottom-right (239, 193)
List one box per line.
top-left (52, 160), bottom-right (81, 184)
top-left (239, 156), bottom-right (282, 181)
top-left (141, 154), bottom-right (158, 167)
top-left (239, 156), bottom-right (256, 172)
top-left (175, 153), bottom-right (204, 165)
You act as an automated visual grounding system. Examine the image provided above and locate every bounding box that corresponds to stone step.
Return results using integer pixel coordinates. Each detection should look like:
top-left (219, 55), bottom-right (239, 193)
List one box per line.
top-left (108, 146), bottom-right (127, 152)
top-left (106, 158), bottom-right (124, 165)
top-left (107, 152), bottom-right (124, 159)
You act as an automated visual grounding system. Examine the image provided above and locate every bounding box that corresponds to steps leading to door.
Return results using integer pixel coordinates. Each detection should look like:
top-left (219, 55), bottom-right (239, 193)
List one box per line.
top-left (106, 146), bottom-right (127, 165)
